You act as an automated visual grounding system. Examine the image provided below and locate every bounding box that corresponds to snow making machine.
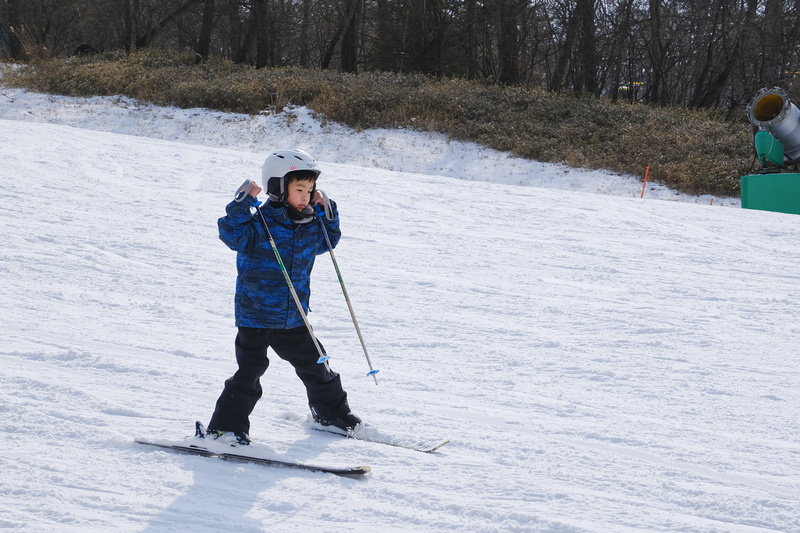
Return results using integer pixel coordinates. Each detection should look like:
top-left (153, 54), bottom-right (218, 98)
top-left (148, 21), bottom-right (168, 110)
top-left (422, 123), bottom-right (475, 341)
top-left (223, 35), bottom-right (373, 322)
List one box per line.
top-left (741, 86), bottom-right (800, 215)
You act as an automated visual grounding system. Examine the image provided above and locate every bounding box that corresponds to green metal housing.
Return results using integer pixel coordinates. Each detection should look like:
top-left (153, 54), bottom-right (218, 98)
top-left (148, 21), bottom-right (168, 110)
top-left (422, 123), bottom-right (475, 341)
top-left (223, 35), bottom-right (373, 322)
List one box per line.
top-left (753, 130), bottom-right (784, 167)
top-left (741, 173), bottom-right (800, 215)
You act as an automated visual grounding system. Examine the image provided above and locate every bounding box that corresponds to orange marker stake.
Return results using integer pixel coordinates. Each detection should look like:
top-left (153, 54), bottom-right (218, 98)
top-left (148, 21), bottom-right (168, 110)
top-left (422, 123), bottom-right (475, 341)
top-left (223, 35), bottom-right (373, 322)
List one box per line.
top-left (641, 166), bottom-right (650, 198)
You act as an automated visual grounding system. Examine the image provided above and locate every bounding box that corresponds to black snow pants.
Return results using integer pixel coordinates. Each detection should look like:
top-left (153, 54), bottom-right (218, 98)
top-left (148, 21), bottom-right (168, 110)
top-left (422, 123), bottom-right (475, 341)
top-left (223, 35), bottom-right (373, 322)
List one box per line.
top-left (207, 326), bottom-right (349, 435)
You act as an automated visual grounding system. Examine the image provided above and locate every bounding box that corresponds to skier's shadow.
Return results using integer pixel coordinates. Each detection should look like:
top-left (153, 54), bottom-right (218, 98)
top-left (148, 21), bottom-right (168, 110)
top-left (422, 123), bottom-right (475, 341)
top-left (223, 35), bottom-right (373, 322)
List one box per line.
top-left (138, 435), bottom-right (337, 532)
top-left (137, 454), bottom-right (266, 532)
top-left (137, 447), bottom-right (286, 531)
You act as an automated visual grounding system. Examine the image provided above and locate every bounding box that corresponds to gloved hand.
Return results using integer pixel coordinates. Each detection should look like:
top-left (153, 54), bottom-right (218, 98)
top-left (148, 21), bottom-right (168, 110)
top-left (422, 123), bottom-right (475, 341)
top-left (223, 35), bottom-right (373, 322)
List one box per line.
top-left (234, 179), bottom-right (262, 202)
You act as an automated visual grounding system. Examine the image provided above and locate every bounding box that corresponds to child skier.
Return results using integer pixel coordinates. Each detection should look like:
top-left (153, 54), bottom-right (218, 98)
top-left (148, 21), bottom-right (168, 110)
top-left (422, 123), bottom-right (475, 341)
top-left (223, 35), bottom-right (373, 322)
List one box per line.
top-left (205, 148), bottom-right (361, 445)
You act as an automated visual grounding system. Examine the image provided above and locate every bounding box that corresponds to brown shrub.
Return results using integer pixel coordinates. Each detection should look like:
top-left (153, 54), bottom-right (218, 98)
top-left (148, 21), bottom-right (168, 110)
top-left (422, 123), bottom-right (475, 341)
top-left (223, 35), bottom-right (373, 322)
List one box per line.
top-left (1, 51), bottom-right (753, 197)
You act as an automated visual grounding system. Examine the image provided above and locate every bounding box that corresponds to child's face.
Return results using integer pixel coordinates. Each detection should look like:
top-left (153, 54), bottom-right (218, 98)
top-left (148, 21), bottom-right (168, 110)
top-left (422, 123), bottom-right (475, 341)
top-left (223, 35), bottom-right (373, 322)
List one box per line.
top-left (285, 179), bottom-right (315, 211)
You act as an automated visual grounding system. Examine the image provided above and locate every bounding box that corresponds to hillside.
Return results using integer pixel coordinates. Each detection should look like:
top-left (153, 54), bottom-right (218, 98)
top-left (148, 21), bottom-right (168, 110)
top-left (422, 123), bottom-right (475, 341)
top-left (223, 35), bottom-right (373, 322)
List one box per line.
top-left (1, 54), bottom-right (754, 197)
top-left (1, 91), bottom-right (798, 532)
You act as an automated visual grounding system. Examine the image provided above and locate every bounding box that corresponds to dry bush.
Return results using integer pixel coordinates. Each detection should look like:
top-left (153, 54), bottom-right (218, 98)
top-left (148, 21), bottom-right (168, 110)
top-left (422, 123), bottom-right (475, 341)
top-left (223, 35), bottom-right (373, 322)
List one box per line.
top-left (9, 26), bottom-right (50, 62)
top-left (2, 51), bottom-right (753, 197)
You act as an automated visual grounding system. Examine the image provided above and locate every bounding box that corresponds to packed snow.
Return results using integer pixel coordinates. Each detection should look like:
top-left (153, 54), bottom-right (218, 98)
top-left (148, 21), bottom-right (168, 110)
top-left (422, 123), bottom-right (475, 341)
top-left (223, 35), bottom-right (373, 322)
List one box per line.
top-left (0, 85), bottom-right (798, 533)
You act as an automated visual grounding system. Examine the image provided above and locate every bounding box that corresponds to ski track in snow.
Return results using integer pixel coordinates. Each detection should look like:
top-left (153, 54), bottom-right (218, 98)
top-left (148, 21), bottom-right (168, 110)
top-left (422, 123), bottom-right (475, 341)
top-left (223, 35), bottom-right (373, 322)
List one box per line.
top-left (1, 87), bottom-right (799, 532)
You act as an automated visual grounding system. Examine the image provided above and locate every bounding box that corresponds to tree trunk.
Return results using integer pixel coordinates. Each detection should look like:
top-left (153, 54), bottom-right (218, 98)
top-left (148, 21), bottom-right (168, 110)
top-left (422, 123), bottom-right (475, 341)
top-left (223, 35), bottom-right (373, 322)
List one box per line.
top-left (609, 0), bottom-right (634, 103)
top-left (123, 0), bottom-right (132, 52)
top-left (465, 0), bottom-right (477, 79)
top-left (299, 0), bottom-right (312, 66)
top-left (648, 0), bottom-right (666, 104)
top-left (8, 0), bottom-right (22, 59)
top-left (228, 0), bottom-right (253, 64)
top-left (196, 0), bottom-right (215, 62)
top-left (574, 0), bottom-right (598, 94)
top-left (550, 6), bottom-right (579, 91)
top-left (341, 0), bottom-right (361, 73)
top-left (254, 0), bottom-right (268, 68)
top-left (688, 2), bottom-right (722, 108)
top-left (321, 0), bottom-right (360, 70)
top-left (694, 0), bottom-right (757, 108)
top-left (497, 0), bottom-right (523, 84)
top-left (762, 0), bottom-right (782, 86)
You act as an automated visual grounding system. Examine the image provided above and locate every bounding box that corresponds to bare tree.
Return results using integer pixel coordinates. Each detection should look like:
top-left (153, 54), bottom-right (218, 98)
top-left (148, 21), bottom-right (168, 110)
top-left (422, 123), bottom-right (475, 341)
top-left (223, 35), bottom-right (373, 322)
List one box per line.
top-left (227, 0), bottom-right (255, 64)
top-left (647, 0), bottom-right (667, 104)
top-left (496, 0), bottom-right (527, 84)
top-left (136, 0), bottom-right (203, 49)
top-left (574, 0), bottom-right (598, 94)
top-left (299, 0), bottom-right (312, 66)
top-left (550, 0), bottom-right (579, 91)
top-left (7, 0), bottom-right (23, 58)
top-left (690, 0), bottom-right (757, 108)
top-left (340, 0), bottom-right (362, 72)
top-left (465, 0), bottom-right (478, 79)
top-left (605, 0), bottom-right (636, 103)
top-left (761, 0), bottom-right (783, 86)
top-left (7, 0), bottom-right (800, 111)
top-left (196, 0), bottom-right (215, 61)
top-left (321, 0), bottom-right (361, 70)
top-left (123, 0), bottom-right (134, 52)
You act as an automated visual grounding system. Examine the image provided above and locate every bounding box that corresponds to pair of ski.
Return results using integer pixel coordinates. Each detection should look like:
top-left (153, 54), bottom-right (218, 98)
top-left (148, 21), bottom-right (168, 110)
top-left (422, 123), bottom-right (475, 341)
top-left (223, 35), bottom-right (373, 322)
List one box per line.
top-left (136, 419), bottom-right (449, 477)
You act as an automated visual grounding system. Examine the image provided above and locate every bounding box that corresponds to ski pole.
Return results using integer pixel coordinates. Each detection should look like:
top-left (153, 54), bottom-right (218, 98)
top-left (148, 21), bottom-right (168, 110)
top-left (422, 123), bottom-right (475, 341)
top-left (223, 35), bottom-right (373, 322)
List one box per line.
top-left (235, 180), bottom-right (330, 365)
top-left (318, 190), bottom-right (379, 384)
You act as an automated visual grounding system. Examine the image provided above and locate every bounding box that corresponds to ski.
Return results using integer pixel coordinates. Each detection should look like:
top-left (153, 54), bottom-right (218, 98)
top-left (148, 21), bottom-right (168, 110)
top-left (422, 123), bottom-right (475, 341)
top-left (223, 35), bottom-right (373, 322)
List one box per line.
top-left (285, 413), bottom-right (450, 453)
top-left (135, 439), bottom-right (371, 477)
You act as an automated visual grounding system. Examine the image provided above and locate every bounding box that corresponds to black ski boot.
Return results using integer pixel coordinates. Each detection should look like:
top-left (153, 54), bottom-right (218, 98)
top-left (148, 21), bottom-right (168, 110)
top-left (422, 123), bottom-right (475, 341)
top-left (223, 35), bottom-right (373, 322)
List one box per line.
top-left (311, 408), bottom-right (362, 432)
top-left (196, 421), bottom-right (251, 445)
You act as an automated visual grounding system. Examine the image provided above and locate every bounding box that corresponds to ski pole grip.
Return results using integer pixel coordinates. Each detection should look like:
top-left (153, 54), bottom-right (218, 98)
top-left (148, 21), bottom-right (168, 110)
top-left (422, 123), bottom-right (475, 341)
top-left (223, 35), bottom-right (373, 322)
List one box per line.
top-left (318, 189), bottom-right (334, 220)
top-left (234, 179), bottom-right (255, 202)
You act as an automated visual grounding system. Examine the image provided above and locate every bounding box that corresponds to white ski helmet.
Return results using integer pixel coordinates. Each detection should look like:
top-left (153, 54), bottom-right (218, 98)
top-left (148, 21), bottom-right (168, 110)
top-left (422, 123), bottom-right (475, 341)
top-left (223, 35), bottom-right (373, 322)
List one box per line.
top-left (261, 149), bottom-right (321, 202)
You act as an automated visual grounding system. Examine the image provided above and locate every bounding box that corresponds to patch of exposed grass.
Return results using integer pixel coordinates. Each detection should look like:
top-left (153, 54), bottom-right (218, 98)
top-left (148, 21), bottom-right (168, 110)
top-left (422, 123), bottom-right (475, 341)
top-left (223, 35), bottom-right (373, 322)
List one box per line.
top-left (1, 50), bottom-right (753, 197)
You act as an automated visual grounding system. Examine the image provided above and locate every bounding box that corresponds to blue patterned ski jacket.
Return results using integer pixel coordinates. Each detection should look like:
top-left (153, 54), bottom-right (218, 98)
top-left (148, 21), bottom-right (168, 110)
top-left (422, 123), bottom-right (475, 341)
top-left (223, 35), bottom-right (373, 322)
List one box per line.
top-left (218, 195), bottom-right (341, 329)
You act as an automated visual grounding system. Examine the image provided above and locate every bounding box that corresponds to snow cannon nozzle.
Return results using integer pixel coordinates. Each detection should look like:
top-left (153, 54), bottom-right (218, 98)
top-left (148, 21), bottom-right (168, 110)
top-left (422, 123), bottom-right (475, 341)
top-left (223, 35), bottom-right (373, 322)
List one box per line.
top-left (747, 87), bottom-right (800, 165)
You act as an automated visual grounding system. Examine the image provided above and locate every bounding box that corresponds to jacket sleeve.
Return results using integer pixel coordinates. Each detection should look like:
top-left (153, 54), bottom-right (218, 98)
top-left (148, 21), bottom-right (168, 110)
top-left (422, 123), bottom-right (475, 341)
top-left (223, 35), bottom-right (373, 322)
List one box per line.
top-left (218, 196), bottom-right (263, 255)
top-left (317, 199), bottom-right (341, 253)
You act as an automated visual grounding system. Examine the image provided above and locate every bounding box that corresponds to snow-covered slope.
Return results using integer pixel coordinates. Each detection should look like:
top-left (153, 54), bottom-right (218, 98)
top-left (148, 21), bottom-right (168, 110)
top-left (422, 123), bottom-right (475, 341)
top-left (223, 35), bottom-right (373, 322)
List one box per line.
top-left (0, 90), bottom-right (797, 532)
